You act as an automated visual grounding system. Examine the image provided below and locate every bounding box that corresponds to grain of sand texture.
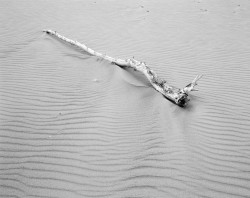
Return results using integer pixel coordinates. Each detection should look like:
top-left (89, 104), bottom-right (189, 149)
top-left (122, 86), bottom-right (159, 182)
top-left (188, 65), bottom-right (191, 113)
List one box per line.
top-left (1, 0), bottom-right (250, 197)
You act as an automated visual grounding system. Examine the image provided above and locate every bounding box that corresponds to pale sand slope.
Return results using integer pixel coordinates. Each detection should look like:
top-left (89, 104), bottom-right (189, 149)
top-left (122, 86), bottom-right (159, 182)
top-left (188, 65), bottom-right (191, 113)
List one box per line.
top-left (1, 0), bottom-right (250, 197)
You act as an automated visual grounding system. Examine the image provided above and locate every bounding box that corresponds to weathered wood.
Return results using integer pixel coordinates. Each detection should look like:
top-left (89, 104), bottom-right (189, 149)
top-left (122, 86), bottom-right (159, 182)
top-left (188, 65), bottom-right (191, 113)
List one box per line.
top-left (43, 29), bottom-right (202, 107)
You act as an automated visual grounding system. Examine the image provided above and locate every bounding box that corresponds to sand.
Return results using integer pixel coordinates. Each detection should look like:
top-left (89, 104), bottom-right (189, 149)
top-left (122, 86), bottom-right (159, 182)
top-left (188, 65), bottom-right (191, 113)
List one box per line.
top-left (1, 0), bottom-right (250, 197)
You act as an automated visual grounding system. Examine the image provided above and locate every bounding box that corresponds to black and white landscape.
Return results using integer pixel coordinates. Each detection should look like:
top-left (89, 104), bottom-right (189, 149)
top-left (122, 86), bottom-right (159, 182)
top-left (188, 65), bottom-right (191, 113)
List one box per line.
top-left (1, 0), bottom-right (250, 197)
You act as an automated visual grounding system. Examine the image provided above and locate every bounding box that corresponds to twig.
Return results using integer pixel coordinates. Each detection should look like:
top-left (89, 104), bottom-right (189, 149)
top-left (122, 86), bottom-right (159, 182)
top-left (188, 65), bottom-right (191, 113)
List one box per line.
top-left (43, 29), bottom-right (202, 107)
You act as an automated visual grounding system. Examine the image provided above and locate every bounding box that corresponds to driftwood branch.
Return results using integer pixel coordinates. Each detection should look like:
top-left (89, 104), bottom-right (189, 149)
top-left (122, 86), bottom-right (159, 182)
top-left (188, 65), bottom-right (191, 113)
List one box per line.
top-left (43, 29), bottom-right (202, 107)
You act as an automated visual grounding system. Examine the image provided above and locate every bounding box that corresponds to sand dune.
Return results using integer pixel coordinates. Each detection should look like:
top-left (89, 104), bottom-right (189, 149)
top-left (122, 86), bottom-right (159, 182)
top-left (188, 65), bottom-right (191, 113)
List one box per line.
top-left (1, 0), bottom-right (250, 197)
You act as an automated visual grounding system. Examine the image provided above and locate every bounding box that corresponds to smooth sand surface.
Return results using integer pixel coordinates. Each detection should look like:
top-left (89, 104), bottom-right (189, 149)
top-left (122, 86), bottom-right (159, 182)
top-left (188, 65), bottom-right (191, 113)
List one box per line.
top-left (1, 0), bottom-right (250, 197)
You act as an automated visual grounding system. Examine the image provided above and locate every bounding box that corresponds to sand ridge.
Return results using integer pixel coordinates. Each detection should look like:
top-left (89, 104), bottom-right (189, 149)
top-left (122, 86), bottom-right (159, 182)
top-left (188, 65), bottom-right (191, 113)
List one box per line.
top-left (1, 0), bottom-right (250, 197)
